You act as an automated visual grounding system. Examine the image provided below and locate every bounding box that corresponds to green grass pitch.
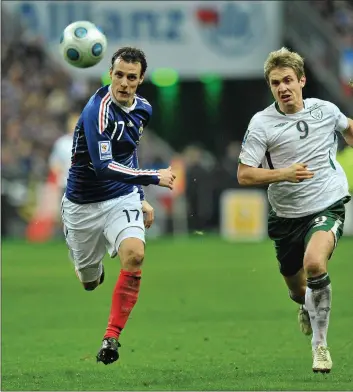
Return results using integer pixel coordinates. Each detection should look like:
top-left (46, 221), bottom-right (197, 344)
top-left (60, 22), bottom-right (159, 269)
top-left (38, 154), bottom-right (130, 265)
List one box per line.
top-left (2, 236), bottom-right (353, 390)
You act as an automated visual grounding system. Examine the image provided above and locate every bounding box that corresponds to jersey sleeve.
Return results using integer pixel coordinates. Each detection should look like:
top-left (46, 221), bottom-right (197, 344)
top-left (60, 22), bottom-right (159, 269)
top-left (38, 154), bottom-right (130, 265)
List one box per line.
top-left (238, 117), bottom-right (268, 168)
top-left (328, 101), bottom-right (349, 133)
top-left (132, 149), bottom-right (145, 201)
top-left (83, 98), bottom-right (160, 186)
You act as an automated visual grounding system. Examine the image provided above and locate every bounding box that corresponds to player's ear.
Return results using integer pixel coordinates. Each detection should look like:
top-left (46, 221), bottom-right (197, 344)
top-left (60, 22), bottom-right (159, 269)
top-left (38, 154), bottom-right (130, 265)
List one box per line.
top-left (300, 75), bottom-right (306, 88)
top-left (139, 74), bottom-right (144, 85)
top-left (109, 67), bottom-right (113, 80)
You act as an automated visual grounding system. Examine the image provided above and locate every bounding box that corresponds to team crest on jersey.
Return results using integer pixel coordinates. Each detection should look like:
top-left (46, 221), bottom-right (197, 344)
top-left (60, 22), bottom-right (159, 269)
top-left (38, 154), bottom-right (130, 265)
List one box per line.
top-left (98, 141), bottom-right (112, 160)
top-left (310, 107), bottom-right (323, 120)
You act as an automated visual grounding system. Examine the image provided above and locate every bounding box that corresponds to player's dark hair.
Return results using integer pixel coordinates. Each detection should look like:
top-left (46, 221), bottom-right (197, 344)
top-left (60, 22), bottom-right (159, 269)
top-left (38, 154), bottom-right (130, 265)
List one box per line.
top-left (110, 47), bottom-right (147, 76)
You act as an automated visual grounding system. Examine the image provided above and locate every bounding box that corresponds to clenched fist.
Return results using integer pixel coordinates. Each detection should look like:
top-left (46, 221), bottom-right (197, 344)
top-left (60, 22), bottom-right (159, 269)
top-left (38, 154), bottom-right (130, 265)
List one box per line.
top-left (282, 163), bottom-right (314, 183)
top-left (157, 166), bottom-right (176, 190)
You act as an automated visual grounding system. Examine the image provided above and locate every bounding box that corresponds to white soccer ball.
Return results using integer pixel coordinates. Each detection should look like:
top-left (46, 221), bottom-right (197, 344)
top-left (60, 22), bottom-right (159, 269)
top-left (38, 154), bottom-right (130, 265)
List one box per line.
top-left (60, 21), bottom-right (107, 68)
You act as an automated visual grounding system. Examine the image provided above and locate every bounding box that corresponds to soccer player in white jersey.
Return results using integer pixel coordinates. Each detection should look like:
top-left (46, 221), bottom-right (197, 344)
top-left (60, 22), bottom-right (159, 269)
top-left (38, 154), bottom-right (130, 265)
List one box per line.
top-left (238, 47), bottom-right (353, 373)
top-left (49, 112), bottom-right (79, 193)
top-left (61, 47), bottom-right (176, 365)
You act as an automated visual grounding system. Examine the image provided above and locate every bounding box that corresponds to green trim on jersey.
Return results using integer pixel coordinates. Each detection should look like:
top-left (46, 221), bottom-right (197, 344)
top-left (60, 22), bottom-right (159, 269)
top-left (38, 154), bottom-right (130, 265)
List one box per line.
top-left (329, 151), bottom-right (336, 170)
top-left (275, 102), bottom-right (286, 116)
top-left (275, 100), bottom-right (306, 116)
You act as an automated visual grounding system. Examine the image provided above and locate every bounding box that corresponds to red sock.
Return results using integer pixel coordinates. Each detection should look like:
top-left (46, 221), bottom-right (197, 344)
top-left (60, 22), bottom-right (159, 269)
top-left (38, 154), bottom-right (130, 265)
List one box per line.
top-left (104, 269), bottom-right (141, 340)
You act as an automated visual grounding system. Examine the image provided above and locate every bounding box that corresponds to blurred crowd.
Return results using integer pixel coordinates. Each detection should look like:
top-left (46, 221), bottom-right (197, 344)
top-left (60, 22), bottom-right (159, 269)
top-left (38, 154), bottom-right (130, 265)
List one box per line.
top-left (1, 6), bottom-right (252, 239)
top-left (310, 0), bottom-right (353, 95)
top-left (2, 4), bottom-right (351, 239)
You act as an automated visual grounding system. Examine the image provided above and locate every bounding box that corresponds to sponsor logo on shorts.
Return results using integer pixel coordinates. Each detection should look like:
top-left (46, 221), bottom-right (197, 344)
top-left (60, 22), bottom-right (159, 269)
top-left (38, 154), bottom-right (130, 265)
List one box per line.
top-left (313, 216), bottom-right (327, 227)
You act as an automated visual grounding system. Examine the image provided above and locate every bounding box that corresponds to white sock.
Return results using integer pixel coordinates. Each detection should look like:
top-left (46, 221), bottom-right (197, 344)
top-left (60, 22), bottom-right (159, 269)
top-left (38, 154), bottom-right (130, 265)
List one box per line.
top-left (305, 284), bottom-right (332, 350)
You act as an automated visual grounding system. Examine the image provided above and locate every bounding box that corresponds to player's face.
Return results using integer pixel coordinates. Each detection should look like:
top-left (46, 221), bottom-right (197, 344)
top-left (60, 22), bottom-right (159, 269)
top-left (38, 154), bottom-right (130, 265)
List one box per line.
top-left (268, 67), bottom-right (306, 114)
top-left (110, 59), bottom-right (144, 107)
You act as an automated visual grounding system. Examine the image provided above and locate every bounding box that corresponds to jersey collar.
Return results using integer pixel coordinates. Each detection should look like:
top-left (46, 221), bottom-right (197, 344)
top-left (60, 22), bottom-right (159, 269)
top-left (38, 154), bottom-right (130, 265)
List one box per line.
top-left (275, 100), bottom-right (306, 116)
top-left (108, 85), bottom-right (137, 113)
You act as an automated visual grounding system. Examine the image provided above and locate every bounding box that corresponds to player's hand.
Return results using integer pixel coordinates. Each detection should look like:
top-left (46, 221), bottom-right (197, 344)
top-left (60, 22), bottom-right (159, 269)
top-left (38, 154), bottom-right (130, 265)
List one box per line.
top-left (283, 163), bottom-right (314, 183)
top-left (141, 200), bottom-right (154, 229)
top-left (157, 166), bottom-right (176, 190)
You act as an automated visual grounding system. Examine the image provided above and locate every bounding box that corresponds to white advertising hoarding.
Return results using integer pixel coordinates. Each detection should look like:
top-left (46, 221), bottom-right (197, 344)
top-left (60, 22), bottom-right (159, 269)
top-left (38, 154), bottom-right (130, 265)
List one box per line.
top-left (4, 1), bottom-right (283, 79)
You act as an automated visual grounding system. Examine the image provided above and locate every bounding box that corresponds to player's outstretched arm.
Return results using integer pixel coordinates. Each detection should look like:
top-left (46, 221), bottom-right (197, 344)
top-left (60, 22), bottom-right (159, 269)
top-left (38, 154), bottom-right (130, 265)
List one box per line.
top-left (237, 162), bottom-right (314, 186)
top-left (342, 118), bottom-right (353, 146)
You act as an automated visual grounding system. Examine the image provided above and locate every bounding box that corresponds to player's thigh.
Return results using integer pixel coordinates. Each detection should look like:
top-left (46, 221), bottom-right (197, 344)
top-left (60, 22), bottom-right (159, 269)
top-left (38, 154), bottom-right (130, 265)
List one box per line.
top-left (268, 210), bottom-right (306, 277)
top-left (103, 192), bottom-right (145, 258)
top-left (304, 200), bottom-right (346, 264)
top-left (61, 196), bottom-right (106, 282)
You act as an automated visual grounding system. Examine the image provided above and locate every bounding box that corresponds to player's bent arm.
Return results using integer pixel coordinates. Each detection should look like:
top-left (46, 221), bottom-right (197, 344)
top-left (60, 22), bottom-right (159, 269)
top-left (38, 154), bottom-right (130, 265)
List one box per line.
top-left (86, 135), bottom-right (160, 185)
top-left (83, 100), bottom-right (160, 186)
top-left (237, 163), bottom-right (288, 186)
top-left (342, 118), bottom-right (353, 146)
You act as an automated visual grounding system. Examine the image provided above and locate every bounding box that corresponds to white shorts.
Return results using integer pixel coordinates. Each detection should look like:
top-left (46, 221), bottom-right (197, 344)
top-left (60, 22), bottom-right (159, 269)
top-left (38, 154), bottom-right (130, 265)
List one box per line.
top-left (61, 190), bottom-right (145, 283)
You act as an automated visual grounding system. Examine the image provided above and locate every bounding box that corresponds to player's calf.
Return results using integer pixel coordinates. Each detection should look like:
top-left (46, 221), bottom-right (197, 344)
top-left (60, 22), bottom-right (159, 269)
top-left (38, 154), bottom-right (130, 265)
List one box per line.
top-left (289, 289), bottom-right (305, 305)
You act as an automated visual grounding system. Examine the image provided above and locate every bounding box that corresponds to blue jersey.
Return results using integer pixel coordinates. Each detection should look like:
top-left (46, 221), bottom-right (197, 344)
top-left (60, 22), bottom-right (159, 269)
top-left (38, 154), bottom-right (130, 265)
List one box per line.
top-left (65, 85), bottom-right (160, 204)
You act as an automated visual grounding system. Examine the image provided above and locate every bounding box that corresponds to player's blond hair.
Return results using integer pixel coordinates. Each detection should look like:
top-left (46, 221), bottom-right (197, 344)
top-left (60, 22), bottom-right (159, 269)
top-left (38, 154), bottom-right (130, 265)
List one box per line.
top-left (264, 47), bottom-right (305, 83)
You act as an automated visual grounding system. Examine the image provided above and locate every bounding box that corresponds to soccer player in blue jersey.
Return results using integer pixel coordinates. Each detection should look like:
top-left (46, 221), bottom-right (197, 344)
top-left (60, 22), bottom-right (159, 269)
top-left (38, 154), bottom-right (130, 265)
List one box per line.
top-left (61, 47), bottom-right (176, 365)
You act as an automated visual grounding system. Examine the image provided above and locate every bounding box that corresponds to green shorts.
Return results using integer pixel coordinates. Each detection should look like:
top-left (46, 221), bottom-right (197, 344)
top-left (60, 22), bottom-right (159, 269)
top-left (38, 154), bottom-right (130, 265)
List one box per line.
top-left (268, 198), bottom-right (348, 277)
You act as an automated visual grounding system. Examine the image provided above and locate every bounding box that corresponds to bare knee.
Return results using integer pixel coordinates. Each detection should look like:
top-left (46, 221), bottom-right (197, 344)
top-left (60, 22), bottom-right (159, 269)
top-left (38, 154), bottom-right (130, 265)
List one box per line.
top-left (119, 238), bottom-right (145, 271)
top-left (122, 248), bottom-right (144, 270)
top-left (304, 231), bottom-right (334, 278)
top-left (303, 253), bottom-right (323, 277)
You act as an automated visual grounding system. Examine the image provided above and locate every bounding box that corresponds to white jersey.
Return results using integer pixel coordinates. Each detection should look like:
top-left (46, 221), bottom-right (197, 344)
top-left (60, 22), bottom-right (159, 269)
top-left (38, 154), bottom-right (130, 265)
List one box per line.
top-left (239, 98), bottom-right (350, 218)
top-left (49, 134), bottom-right (73, 188)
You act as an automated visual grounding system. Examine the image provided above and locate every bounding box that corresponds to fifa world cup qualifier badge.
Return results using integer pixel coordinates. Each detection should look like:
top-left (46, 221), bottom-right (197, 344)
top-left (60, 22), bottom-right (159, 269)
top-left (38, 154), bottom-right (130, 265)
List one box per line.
top-left (98, 141), bottom-right (112, 160)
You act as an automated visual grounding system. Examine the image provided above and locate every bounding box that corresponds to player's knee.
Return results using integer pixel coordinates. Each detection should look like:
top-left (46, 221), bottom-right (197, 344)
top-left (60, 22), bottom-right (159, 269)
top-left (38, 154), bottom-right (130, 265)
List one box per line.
top-left (304, 231), bottom-right (334, 277)
top-left (82, 280), bottom-right (99, 291)
top-left (123, 248), bottom-right (145, 270)
top-left (303, 252), bottom-right (325, 277)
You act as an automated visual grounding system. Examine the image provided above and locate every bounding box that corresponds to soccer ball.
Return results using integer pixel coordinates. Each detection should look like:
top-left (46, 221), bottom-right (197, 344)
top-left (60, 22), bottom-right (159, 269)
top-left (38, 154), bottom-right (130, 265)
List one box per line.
top-left (60, 21), bottom-right (107, 68)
